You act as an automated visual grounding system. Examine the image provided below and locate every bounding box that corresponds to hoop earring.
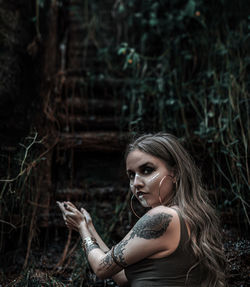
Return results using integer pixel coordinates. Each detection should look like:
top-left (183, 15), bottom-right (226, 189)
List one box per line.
top-left (130, 194), bottom-right (141, 219)
top-left (158, 176), bottom-right (167, 205)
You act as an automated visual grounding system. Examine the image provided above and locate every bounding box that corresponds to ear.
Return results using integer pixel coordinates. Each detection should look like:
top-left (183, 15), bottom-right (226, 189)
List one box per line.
top-left (172, 168), bottom-right (179, 183)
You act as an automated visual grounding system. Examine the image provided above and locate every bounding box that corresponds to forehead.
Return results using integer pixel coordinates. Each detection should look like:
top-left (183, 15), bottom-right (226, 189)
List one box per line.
top-left (126, 149), bottom-right (165, 169)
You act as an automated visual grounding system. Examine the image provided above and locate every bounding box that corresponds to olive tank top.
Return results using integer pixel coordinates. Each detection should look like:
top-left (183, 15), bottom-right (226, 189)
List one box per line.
top-left (124, 208), bottom-right (203, 287)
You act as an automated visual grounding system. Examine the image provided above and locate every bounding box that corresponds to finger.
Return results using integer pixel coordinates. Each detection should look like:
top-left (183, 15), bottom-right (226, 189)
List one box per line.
top-left (83, 209), bottom-right (90, 217)
top-left (66, 217), bottom-right (76, 224)
top-left (65, 201), bottom-right (77, 209)
top-left (65, 219), bottom-right (72, 227)
top-left (65, 218), bottom-right (78, 231)
top-left (62, 213), bottom-right (66, 220)
top-left (81, 208), bottom-right (87, 216)
top-left (64, 218), bottom-right (72, 229)
top-left (56, 201), bottom-right (63, 210)
top-left (64, 204), bottom-right (78, 213)
top-left (81, 208), bottom-right (88, 222)
top-left (64, 211), bottom-right (77, 218)
top-left (83, 210), bottom-right (91, 224)
top-left (57, 201), bottom-right (67, 214)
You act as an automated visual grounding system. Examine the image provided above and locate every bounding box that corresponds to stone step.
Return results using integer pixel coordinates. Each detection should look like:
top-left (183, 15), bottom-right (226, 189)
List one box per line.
top-left (58, 131), bottom-right (128, 151)
top-left (55, 97), bottom-right (120, 114)
top-left (57, 114), bottom-right (122, 131)
top-left (55, 186), bottom-right (127, 200)
top-left (56, 75), bottom-right (130, 101)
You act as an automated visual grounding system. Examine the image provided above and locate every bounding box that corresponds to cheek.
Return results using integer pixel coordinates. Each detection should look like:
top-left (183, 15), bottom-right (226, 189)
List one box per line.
top-left (130, 182), bottom-right (136, 193)
top-left (144, 172), bottom-right (160, 186)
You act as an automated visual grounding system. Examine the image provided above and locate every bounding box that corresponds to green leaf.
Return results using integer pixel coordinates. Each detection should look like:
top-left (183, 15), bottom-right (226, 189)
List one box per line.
top-left (118, 48), bottom-right (126, 55)
top-left (118, 4), bottom-right (125, 14)
top-left (184, 0), bottom-right (196, 17)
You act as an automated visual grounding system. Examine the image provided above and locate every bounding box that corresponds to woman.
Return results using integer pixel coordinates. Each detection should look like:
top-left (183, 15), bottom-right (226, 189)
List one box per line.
top-left (57, 133), bottom-right (226, 286)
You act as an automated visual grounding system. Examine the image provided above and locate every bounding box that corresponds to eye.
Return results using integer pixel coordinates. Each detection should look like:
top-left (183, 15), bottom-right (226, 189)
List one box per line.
top-left (142, 166), bottom-right (155, 175)
top-left (127, 172), bottom-right (135, 180)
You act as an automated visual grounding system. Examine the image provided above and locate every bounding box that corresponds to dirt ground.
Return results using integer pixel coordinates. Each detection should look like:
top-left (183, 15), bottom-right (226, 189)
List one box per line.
top-left (1, 226), bottom-right (249, 287)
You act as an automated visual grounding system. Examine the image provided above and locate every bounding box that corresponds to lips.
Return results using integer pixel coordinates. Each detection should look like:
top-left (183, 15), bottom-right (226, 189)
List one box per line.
top-left (136, 191), bottom-right (147, 197)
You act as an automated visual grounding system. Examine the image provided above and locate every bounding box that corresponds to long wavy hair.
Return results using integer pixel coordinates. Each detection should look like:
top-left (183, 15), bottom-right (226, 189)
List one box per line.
top-left (125, 133), bottom-right (226, 287)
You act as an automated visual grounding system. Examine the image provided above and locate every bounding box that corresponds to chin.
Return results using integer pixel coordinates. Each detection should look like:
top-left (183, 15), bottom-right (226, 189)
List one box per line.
top-left (141, 202), bottom-right (150, 208)
top-left (139, 198), bottom-right (150, 208)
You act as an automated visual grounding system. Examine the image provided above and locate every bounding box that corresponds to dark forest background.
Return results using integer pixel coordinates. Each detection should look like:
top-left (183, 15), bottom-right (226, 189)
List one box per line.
top-left (0, 0), bottom-right (249, 286)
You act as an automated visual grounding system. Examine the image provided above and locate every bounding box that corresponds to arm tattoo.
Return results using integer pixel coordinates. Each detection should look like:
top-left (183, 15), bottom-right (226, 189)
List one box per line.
top-left (85, 242), bottom-right (100, 256)
top-left (100, 250), bottom-right (113, 269)
top-left (113, 242), bottom-right (128, 267)
top-left (112, 213), bottom-right (173, 267)
top-left (130, 213), bottom-right (173, 239)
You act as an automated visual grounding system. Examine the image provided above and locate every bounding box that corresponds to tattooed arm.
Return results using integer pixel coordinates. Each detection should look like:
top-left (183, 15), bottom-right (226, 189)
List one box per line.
top-left (63, 203), bottom-right (177, 281)
top-left (62, 202), bottom-right (128, 286)
top-left (85, 206), bottom-right (176, 279)
top-left (81, 209), bottom-right (129, 286)
top-left (78, 220), bottom-right (128, 281)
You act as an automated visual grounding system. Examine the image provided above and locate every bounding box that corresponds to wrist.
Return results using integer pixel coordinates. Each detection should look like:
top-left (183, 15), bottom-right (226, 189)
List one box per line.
top-left (78, 220), bottom-right (87, 232)
top-left (78, 220), bottom-right (92, 238)
top-left (88, 223), bottom-right (95, 233)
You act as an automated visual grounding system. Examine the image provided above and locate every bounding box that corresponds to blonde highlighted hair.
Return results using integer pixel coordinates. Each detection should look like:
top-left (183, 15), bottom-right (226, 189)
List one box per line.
top-left (126, 133), bottom-right (226, 287)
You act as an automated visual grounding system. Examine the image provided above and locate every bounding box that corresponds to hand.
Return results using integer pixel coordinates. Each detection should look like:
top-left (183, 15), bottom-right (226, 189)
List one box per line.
top-left (57, 201), bottom-right (86, 231)
top-left (65, 202), bottom-right (93, 226)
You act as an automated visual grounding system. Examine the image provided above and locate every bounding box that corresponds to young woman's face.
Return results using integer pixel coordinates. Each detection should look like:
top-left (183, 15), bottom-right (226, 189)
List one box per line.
top-left (126, 149), bottom-right (175, 208)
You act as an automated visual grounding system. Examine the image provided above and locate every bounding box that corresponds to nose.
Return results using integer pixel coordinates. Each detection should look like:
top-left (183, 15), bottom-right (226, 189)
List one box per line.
top-left (133, 174), bottom-right (144, 189)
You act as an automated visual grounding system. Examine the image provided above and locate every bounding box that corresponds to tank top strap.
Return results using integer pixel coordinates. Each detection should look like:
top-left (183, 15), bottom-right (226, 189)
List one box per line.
top-left (171, 207), bottom-right (190, 246)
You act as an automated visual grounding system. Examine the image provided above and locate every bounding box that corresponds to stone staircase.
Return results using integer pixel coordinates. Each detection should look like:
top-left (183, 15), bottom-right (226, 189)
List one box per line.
top-left (44, 0), bottom-right (130, 228)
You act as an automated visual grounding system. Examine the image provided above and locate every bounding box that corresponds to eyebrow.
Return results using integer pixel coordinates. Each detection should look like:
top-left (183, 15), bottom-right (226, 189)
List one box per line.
top-left (127, 162), bottom-right (155, 172)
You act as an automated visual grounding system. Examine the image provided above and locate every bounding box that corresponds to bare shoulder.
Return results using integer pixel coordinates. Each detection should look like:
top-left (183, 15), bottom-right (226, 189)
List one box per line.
top-left (147, 205), bottom-right (179, 219)
top-left (148, 205), bottom-right (178, 216)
